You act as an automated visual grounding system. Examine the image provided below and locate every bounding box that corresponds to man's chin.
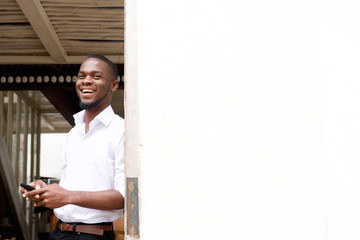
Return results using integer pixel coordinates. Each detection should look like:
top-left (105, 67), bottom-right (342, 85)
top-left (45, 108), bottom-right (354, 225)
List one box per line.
top-left (79, 101), bottom-right (97, 110)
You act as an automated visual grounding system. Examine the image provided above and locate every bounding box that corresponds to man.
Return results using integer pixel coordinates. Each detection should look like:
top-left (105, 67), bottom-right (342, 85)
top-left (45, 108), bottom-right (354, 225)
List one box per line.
top-left (21, 54), bottom-right (125, 240)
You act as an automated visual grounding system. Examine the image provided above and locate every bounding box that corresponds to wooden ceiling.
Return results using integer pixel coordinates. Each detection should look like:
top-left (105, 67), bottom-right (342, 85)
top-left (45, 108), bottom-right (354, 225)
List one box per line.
top-left (0, 0), bottom-right (125, 133)
top-left (0, 0), bottom-right (124, 64)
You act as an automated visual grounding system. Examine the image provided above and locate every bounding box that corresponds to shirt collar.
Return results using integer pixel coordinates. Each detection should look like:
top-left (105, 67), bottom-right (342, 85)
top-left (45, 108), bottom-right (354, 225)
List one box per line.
top-left (73, 105), bottom-right (115, 127)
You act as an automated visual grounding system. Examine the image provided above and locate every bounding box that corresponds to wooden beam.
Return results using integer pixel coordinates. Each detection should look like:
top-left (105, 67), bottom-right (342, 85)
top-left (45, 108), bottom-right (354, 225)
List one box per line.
top-left (55, 28), bottom-right (124, 34)
top-left (67, 55), bottom-right (124, 63)
top-left (15, 92), bottom-right (56, 131)
top-left (62, 41), bottom-right (124, 48)
top-left (0, 55), bottom-right (124, 64)
top-left (16, 0), bottom-right (67, 63)
top-left (0, 1), bottom-right (19, 6)
top-left (59, 34), bottom-right (124, 41)
top-left (48, 16), bottom-right (124, 22)
top-left (0, 14), bottom-right (28, 22)
top-left (0, 43), bottom-right (45, 48)
top-left (41, 88), bottom-right (80, 126)
top-left (52, 22), bottom-right (124, 28)
top-left (0, 10), bottom-right (24, 15)
top-left (0, 6), bottom-right (21, 10)
top-left (44, 7), bottom-right (124, 15)
top-left (41, 0), bottom-right (124, 8)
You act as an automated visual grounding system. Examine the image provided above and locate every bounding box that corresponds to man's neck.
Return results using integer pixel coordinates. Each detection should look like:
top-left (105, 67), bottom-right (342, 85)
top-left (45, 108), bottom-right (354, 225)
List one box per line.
top-left (83, 105), bottom-right (109, 133)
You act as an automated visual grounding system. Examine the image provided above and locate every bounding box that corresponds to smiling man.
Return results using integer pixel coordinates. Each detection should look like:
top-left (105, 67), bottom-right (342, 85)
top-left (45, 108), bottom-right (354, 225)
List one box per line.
top-left (21, 54), bottom-right (125, 240)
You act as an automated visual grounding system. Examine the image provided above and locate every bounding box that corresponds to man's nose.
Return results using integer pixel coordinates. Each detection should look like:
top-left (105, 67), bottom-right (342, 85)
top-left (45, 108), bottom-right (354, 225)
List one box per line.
top-left (83, 75), bottom-right (93, 83)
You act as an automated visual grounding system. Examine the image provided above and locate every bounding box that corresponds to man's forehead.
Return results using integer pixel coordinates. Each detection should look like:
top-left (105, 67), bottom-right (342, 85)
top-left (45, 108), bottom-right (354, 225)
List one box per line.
top-left (79, 58), bottom-right (108, 71)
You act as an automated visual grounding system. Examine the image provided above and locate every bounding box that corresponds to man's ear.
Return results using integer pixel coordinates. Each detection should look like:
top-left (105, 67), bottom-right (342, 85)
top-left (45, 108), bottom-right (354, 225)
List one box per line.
top-left (111, 79), bottom-right (119, 92)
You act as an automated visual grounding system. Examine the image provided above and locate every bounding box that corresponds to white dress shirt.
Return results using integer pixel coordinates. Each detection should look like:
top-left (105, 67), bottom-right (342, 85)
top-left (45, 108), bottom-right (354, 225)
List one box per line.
top-left (54, 105), bottom-right (125, 223)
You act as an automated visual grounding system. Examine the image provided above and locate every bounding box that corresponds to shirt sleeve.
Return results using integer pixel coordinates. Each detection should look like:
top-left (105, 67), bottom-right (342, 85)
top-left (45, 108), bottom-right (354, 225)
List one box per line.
top-left (113, 130), bottom-right (125, 198)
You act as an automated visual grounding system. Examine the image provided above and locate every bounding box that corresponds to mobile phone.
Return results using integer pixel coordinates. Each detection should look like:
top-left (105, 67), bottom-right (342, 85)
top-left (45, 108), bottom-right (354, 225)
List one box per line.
top-left (20, 183), bottom-right (35, 191)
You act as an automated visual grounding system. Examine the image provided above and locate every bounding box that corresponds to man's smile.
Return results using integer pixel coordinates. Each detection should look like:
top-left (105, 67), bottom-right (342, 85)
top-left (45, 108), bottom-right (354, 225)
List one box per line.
top-left (80, 88), bottom-right (96, 97)
top-left (82, 89), bottom-right (95, 93)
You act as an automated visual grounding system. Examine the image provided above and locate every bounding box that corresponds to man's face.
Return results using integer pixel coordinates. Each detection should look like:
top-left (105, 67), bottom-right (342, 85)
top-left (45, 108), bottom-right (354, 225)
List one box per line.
top-left (76, 58), bottom-right (117, 111)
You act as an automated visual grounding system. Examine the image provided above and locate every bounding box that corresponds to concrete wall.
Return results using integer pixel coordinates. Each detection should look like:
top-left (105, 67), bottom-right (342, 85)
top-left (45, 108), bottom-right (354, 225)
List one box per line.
top-left (125, 0), bottom-right (360, 239)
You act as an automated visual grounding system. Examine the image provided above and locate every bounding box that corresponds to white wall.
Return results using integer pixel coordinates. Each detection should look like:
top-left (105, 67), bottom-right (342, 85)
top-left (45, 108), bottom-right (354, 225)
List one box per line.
top-left (126, 0), bottom-right (360, 239)
top-left (320, 1), bottom-right (360, 238)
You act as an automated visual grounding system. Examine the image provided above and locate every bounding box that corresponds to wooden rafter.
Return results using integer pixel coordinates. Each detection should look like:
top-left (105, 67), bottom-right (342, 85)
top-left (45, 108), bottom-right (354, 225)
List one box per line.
top-left (16, 0), bottom-right (67, 63)
top-left (0, 55), bottom-right (124, 64)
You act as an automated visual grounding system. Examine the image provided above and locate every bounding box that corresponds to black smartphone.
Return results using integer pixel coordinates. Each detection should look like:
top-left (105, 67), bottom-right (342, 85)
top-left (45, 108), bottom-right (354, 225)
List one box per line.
top-left (20, 183), bottom-right (35, 191)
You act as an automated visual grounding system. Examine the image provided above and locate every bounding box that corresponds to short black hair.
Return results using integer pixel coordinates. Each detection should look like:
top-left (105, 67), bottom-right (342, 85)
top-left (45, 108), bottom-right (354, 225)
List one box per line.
top-left (85, 54), bottom-right (119, 81)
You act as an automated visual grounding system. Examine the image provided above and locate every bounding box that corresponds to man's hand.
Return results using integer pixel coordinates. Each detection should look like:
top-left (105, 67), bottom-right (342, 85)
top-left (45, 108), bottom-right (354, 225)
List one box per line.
top-left (20, 180), bottom-right (46, 202)
top-left (23, 183), bottom-right (70, 209)
top-left (22, 183), bottom-right (124, 210)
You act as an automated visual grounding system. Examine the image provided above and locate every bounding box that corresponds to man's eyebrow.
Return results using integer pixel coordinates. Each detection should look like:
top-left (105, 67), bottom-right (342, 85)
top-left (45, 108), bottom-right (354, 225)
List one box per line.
top-left (78, 70), bottom-right (103, 74)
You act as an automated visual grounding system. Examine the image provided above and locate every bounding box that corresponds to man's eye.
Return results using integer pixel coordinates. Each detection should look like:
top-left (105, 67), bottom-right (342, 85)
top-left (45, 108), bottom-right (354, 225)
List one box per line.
top-left (94, 75), bottom-right (101, 79)
top-left (78, 75), bottom-right (84, 78)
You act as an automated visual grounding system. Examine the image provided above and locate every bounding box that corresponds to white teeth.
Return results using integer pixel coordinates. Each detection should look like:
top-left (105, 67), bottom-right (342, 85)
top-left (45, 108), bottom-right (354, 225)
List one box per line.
top-left (82, 89), bottom-right (94, 93)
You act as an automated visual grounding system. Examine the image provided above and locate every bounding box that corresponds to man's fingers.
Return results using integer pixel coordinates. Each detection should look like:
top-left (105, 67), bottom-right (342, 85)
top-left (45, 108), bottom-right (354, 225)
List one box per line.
top-left (35, 180), bottom-right (46, 189)
top-left (34, 199), bottom-right (46, 207)
top-left (24, 188), bottom-right (44, 198)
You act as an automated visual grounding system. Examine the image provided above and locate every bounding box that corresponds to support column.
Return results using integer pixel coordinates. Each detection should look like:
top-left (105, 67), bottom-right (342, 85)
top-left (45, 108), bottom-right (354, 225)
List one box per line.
top-left (35, 112), bottom-right (41, 180)
top-left (15, 94), bottom-right (22, 185)
top-left (28, 107), bottom-right (35, 236)
top-left (7, 91), bottom-right (13, 160)
top-left (22, 104), bottom-right (29, 213)
top-left (125, 0), bottom-right (140, 239)
top-left (0, 91), bottom-right (4, 140)
top-left (34, 111), bottom-right (41, 239)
